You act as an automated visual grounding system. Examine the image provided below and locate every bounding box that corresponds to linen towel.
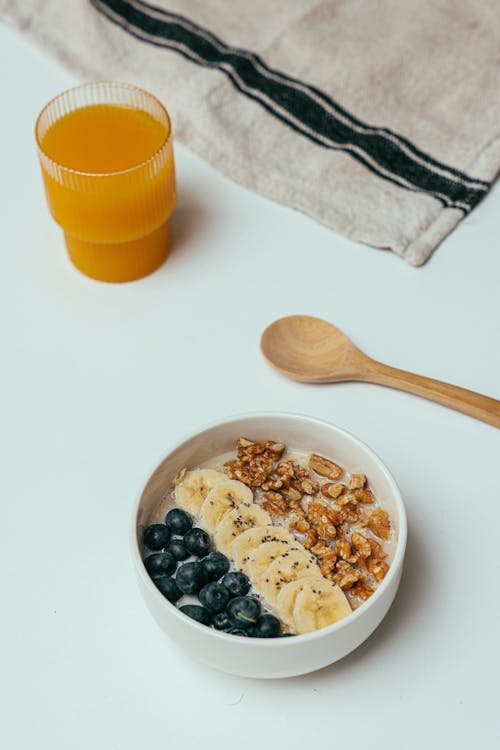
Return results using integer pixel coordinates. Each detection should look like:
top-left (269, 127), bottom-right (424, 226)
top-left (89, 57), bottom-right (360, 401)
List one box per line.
top-left (2, 0), bottom-right (500, 265)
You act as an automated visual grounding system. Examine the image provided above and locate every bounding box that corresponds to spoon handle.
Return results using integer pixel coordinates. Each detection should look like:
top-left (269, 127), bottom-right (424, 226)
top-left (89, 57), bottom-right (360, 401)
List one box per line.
top-left (364, 359), bottom-right (500, 428)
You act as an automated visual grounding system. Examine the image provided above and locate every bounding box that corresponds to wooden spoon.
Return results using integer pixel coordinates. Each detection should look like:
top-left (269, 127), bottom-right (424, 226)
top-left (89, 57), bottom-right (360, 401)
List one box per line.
top-left (260, 315), bottom-right (500, 428)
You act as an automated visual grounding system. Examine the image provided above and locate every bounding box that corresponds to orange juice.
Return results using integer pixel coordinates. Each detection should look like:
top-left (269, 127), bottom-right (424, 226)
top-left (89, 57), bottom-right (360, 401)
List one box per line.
top-left (36, 84), bottom-right (175, 282)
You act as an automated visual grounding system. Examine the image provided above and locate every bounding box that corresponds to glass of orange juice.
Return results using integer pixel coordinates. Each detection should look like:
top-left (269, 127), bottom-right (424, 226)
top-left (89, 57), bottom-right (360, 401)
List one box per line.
top-left (35, 82), bottom-right (176, 282)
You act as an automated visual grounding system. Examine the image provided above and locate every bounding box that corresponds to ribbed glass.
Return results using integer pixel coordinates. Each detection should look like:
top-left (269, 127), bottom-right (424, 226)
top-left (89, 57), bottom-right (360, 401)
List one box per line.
top-left (35, 82), bottom-right (176, 281)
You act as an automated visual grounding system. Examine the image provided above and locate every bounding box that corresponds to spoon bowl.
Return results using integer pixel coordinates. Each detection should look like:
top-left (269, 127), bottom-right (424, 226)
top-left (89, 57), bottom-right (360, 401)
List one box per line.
top-left (260, 315), bottom-right (368, 383)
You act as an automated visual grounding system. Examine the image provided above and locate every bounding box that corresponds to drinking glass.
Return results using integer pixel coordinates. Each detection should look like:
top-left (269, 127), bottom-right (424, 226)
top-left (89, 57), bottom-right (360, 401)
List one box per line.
top-left (35, 82), bottom-right (176, 282)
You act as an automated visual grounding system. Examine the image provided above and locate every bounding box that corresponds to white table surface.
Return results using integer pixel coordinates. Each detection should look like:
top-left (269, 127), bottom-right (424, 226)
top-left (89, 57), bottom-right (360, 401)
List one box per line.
top-left (1, 21), bottom-right (499, 749)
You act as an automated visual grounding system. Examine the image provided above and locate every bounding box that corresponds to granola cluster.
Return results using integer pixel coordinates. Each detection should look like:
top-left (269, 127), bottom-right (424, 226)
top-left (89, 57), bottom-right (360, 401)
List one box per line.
top-left (223, 439), bottom-right (392, 605)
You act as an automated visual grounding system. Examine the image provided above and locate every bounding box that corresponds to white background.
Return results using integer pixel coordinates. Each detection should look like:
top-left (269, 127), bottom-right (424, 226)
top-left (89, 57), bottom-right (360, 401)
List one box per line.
top-left (1, 21), bottom-right (499, 749)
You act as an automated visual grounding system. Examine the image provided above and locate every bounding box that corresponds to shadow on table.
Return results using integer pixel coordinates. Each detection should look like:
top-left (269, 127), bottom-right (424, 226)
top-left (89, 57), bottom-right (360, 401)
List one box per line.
top-left (184, 496), bottom-right (425, 689)
top-left (192, 514), bottom-right (426, 689)
top-left (169, 185), bottom-right (211, 256)
top-left (287, 514), bottom-right (426, 686)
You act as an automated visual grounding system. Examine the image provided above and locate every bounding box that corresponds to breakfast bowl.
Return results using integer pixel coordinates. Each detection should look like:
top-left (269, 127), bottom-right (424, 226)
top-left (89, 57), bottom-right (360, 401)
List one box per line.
top-left (132, 413), bottom-right (407, 679)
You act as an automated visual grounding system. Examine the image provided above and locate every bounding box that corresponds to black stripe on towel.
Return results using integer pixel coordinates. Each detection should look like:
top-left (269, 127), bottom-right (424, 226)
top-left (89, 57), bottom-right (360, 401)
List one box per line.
top-left (90, 0), bottom-right (490, 212)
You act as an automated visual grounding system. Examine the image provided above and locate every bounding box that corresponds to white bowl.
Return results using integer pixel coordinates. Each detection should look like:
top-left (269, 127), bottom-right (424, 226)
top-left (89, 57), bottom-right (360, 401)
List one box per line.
top-left (132, 413), bottom-right (407, 679)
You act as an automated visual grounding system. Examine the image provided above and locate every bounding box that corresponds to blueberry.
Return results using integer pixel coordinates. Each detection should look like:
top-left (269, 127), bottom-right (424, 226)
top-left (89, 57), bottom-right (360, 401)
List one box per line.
top-left (278, 633), bottom-right (296, 637)
top-left (211, 612), bottom-right (230, 631)
top-left (175, 561), bottom-right (207, 594)
top-left (154, 576), bottom-right (182, 603)
top-left (179, 605), bottom-right (211, 626)
top-left (183, 527), bottom-right (211, 558)
top-left (221, 571), bottom-right (250, 597)
top-left (200, 551), bottom-right (230, 581)
top-left (199, 582), bottom-right (230, 613)
top-left (226, 596), bottom-right (261, 629)
top-left (165, 538), bottom-right (189, 561)
top-left (144, 551), bottom-right (176, 579)
top-left (165, 508), bottom-right (192, 535)
top-left (226, 628), bottom-right (250, 637)
top-left (143, 524), bottom-right (171, 551)
top-left (251, 614), bottom-right (281, 638)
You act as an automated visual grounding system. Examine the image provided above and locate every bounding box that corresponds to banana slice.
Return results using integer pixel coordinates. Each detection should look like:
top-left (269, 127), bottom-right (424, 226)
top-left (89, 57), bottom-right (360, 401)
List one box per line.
top-left (293, 579), bottom-right (351, 634)
top-left (213, 503), bottom-right (272, 556)
top-left (247, 540), bottom-right (302, 586)
top-left (232, 525), bottom-right (297, 573)
top-left (260, 548), bottom-right (321, 606)
top-left (277, 576), bottom-right (323, 630)
top-left (199, 480), bottom-right (253, 532)
top-left (174, 469), bottom-right (227, 516)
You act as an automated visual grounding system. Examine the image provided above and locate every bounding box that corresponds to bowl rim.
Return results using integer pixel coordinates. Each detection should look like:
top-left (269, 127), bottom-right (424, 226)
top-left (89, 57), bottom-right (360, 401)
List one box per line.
top-left (131, 411), bottom-right (407, 647)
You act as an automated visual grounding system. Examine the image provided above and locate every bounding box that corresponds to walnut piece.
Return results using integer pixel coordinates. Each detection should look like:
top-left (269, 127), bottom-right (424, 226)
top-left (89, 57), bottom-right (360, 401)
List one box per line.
top-left (322, 507), bottom-right (345, 525)
top-left (309, 454), bottom-right (344, 480)
top-left (298, 478), bottom-right (319, 496)
top-left (320, 558), bottom-right (336, 580)
top-left (224, 459), bottom-right (269, 487)
top-left (350, 582), bottom-right (374, 601)
top-left (336, 492), bottom-right (356, 507)
top-left (274, 461), bottom-right (289, 477)
top-left (236, 438), bottom-right (285, 457)
top-left (236, 438), bottom-right (254, 448)
top-left (332, 493), bottom-right (360, 523)
top-left (285, 486), bottom-right (302, 502)
top-left (353, 488), bottom-right (375, 504)
top-left (289, 510), bottom-right (310, 534)
top-left (287, 496), bottom-right (303, 511)
top-left (262, 491), bottom-right (288, 515)
top-left (224, 438), bottom-right (284, 486)
top-left (262, 477), bottom-right (285, 491)
top-left (367, 537), bottom-right (387, 560)
top-left (366, 558), bottom-right (389, 582)
top-left (349, 474), bottom-right (366, 489)
top-left (308, 502), bottom-right (338, 539)
top-left (336, 538), bottom-right (358, 564)
top-left (333, 561), bottom-right (363, 590)
top-left (273, 460), bottom-right (318, 498)
top-left (303, 529), bottom-right (318, 549)
top-left (367, 508), bottom-right (391, 540)
top-left (351, 532), bottom-right (372, 559)
top-left (321, 482), bottom-right (345, 499)
top-left (310, 540), bottom-right (337, 579)
top-left (310, 539), bottom-right (332, 558)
